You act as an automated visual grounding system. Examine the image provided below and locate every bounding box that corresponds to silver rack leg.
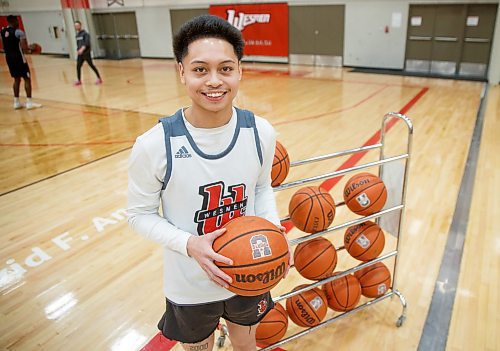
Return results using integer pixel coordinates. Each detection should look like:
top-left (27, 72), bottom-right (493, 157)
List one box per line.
top-left (216, 324), bottom-right (229, 348)
top-left (393, 289), bottom-right (408, 327)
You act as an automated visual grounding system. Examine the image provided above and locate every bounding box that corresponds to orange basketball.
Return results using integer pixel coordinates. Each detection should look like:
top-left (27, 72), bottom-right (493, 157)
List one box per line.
top-left (29, 43), bottom-right (42, 54)
top-left (344, 221), bottom-right (385, 261)
top-left (294, 237), bottom-right (337, 280)
top-left (286, 285), bottom-right (327, 327)
top-left (213, 216), bottom-right (290, 296)
top-left (271, 141), bottom-right (290, 187)
top-left (343, 173), bottom-right (387, 216)
top-left (354, 262), bottom-right (391, 298)
top-left (289, 186), bottom-right (336, 233)
top-left (322, 273), bottom-right (361, 312)
top-left (256, 302), bottom-right (288, 346)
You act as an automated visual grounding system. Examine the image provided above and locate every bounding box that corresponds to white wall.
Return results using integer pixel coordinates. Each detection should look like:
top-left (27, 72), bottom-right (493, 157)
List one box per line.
top-left (136, 7), bottom-right (174, 58)
top-left (344, 1), bottom-right (409, 69)
top-left (488, 4), bottom-right (500, 85)
top-left (20, 11), bottom-right (67, 54)
top-left (0, 0), bottom-right (61, 12)
top-left (3, 0), bottom-right (499, 74)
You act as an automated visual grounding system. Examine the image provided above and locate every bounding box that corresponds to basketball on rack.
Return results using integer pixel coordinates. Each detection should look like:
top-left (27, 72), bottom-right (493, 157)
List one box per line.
top-left (354, 262), bottom-right (392, 298)
top-left (212, 216), bottom-right (290, 296)
top-left (294, 237), bottom-right (337, 280)
top-left (344, 221), bottom-right (385, 261)
top-left (343, 172), bottom-right (387, 216)
top-left (286, 284), bottom-right (327, 327)
top-left (289, 186), bottom-right (336, 233)
top-left (271, 141), bottom-right (290, 187)
top-left (255, 302), bottom-right (288, 346)
top-left (29, 43), bottom-right (42, 54)
top-left (322, 272), bottom-right (362, 312)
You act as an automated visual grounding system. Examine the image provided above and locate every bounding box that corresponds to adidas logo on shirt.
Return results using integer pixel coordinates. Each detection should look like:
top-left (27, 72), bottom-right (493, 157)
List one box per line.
top-left (175, 146), bottom-right (192, 158)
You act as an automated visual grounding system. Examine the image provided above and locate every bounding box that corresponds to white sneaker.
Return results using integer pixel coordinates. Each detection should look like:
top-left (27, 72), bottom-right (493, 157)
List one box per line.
top-left (26, 101), bottom-right (42, 110)
top-left (14, 101), bottom-right (24, 109)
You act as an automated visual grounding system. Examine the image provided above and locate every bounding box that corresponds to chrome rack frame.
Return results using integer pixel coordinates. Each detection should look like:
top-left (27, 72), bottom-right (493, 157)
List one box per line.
top-left (257, 112), bottom-right (413, 351)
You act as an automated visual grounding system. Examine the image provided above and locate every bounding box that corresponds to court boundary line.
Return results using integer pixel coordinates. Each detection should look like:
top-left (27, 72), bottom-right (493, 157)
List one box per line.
top-left (140, 86), bottom-right (429, 351)
top-left (417, 84), bottom-right (488, 351)
top-left (274, 84), bottom-right (390, 126)
top-left (0, 84), bottom-right (408, 196)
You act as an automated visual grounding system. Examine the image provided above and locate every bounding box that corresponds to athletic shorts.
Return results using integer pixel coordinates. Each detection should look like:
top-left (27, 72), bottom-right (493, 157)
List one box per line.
top-left (7, 59), bottom-right (30, 78)
top-left (158, 292), bottom-right (274, 344)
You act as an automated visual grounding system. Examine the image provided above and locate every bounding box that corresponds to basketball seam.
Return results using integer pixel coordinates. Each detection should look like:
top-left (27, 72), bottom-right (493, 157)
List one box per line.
top-left (315, 188), bottom-right (327, 231)
top-left (303, 194), bottom-right (314, 232)
top-left (257, 321), bottom-right (286, 341)
top-left (288, 301), bottom-right (306, 327)
top-left (228, 278), bottom-right (282, 293)
top-left (356, 264), bottom-right (383, 281)
top-left (275, 307), bottom-right (288, 321)
top-left (289, 192), bottom-right (315, 218)
top-left (220, 251), bottom-right (289, 269)
top-left (345, 222), bottom-right (376, 252)
top-left (345, 277), bottom-right (351, 308)
top-left (353, 227), bottom-right (382, 259)
top-left (297, 243), bottom-right (332, 274)
top-left (330, 277), bottom-right (346, 309)
top-left (297, 294), bottom-right (321, 322)
top-left (362, 277), bottom-right (391, 288)
top-left (318, 189), bottom-right (335, 208)
top-left (311, 252), bottom-right (337, 280)
top-left (345, 179), bottom-right (382, 202)
top-left (345, 173), bottom-right (372, 186)
top-left (357, 266), bottom-right (386, 282)
top-left (215, 227), bottom-right (282, 252)
top-left (365, 188), bottom-right (387, 213)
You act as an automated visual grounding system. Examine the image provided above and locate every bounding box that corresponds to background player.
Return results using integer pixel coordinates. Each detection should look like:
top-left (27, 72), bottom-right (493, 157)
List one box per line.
top-left (1, 15), bottom-right (42, 110)
top-left (128, 15), bottom-right (291, 351)
top-left (74, 20), bottom-right (102, 86)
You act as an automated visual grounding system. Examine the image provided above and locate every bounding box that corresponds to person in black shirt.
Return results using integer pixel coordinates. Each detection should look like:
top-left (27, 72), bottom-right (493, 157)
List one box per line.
top-left (74, 20), bottom-right (102, 86)
top-left (1, 15), bottom-right (42, 109)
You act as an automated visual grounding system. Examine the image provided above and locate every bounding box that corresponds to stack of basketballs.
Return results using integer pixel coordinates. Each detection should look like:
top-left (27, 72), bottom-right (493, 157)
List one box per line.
top-left (255, 141), bottom-right (393, 346)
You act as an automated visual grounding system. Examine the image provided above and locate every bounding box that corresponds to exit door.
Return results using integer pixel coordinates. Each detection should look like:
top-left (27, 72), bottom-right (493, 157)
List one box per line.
top-left (405, 4), bottom-right (497, 79)
top-left (93, 12), bottom-right (140, 59)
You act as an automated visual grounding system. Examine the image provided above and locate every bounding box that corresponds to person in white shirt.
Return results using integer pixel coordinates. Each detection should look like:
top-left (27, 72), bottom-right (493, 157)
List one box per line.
top-left (127, 15), bottom-right (292, 351)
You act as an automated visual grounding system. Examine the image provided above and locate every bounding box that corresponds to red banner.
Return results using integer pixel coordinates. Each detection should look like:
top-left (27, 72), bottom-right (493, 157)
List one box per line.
top-left (60, 0), bottom-right (90, 9)
top-left (209, 3), bottom-right (288, 57)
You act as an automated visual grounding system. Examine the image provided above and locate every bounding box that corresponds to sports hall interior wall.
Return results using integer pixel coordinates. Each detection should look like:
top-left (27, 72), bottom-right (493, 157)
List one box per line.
top-left (1, 0), bottom-right (499, 83)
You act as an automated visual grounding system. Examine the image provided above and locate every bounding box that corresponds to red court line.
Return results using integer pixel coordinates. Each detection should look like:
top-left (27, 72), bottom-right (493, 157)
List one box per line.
top-left (140, 333), bottom-right (177, 351)
top-left (275, 84), bottom-right (389, 126)
top-left (282, 86), bottom-right (428, 231)
top-left (139, 86), bottom-right (429, 351)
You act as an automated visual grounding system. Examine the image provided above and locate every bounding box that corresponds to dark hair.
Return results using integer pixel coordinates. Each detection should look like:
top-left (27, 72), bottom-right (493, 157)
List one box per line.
top-left (173, 15), bottom-right (244, 63)
top-left (7, 15), bottom-right (17, 25)
top-left (74, 20), bottom-right (81, 25)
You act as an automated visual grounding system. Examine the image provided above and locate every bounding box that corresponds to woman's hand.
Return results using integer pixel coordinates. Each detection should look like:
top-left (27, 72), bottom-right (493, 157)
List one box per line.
top-left (186, 228), bottom-right (233, 289)
top-left (278, 225), bottom-right (294, 279)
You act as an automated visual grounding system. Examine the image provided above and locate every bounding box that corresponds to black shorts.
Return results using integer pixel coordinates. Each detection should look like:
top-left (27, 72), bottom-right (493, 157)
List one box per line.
top-left (158, 292), bottom-right (274, 344)
top-left (7, 58), bottom-right (30, 78)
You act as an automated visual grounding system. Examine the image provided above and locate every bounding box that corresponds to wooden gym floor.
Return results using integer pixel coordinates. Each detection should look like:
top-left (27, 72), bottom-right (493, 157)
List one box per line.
top-left (0, 55), bottom-right (498, 351)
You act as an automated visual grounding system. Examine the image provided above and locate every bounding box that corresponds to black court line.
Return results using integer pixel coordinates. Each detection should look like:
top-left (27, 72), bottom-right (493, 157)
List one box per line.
top-left (0, 146), bottom-right (132, 197)
top-left (350, 67), bottom-right (487, 82)
top-left (0, 94), bottom-right (163, 197)
top-left (0, 92), bottom-right (168, 118)
top-left (418, 84), bottom-right (489, 350)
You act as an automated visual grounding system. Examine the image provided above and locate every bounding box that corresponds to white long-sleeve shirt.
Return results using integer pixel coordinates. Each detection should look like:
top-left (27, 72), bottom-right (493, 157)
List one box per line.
top-left (127, 107), bottom-right (280, 305)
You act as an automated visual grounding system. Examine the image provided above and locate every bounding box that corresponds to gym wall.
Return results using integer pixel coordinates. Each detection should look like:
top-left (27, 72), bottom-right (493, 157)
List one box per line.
top-left (1, 0), bottom-right (499, 83)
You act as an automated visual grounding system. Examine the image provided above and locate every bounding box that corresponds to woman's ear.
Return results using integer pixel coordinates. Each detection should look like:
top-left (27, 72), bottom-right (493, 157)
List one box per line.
top-left (178, 62), bottom-right (186, 84)
top-left (238, 61), bottom-right (242, 81)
